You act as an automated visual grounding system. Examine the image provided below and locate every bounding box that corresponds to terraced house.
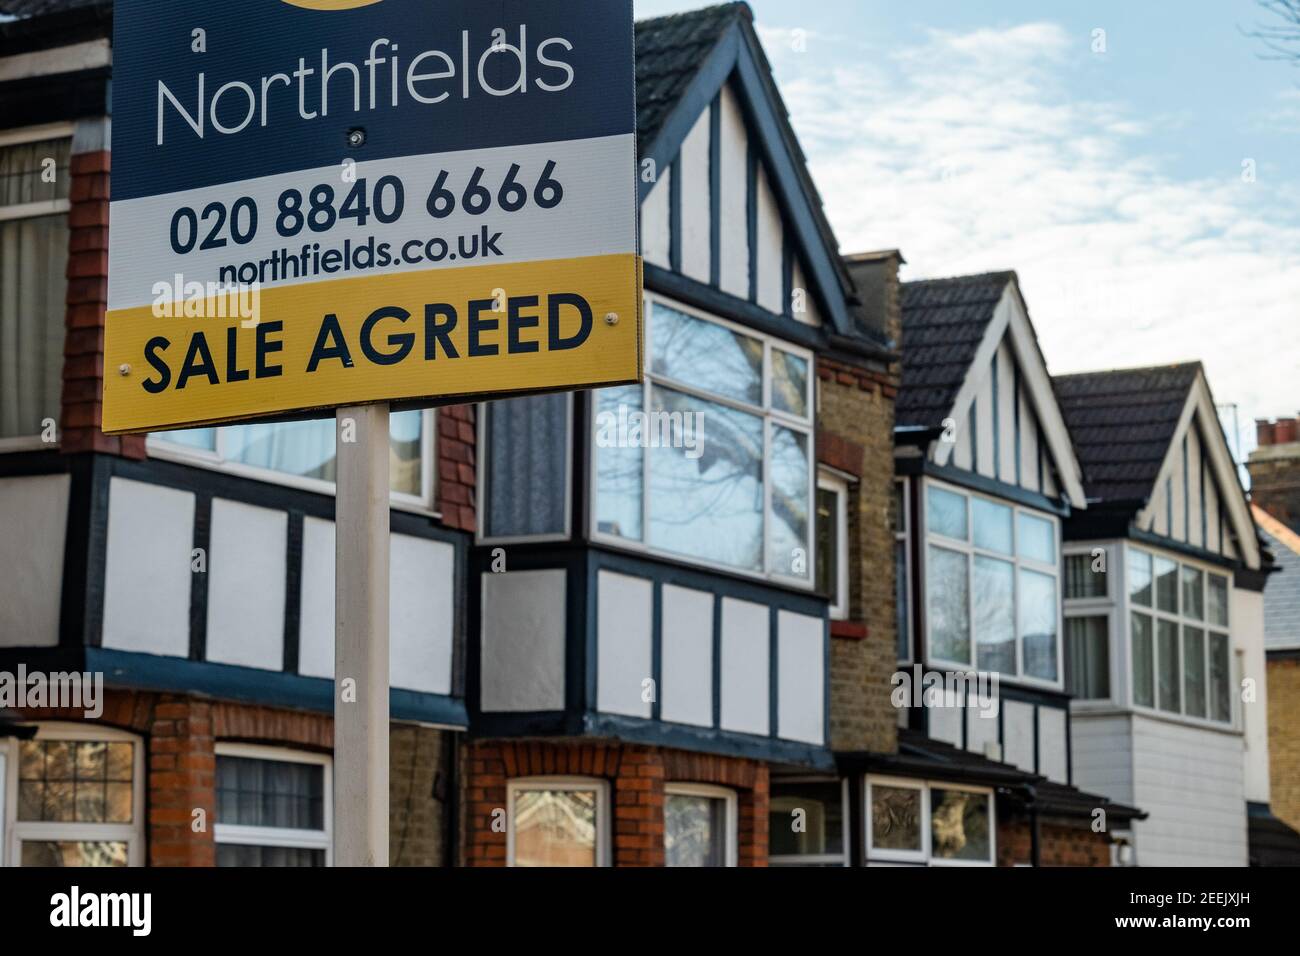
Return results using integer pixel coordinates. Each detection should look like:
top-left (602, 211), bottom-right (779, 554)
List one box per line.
top-left (1055, 363), bottom-right (1298, 866)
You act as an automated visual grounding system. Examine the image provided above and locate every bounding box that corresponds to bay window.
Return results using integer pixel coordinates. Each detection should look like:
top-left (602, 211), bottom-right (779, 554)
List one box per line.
top-left (6, 724), bottom-right (143, 866)
top-left (866, 776), bottom-right (994, 866)
top-left (664, 783), bottom-right (737, 867)
top-left (923, 479), bottom-right (1061, 684)
top-left (214, 745), bottom-right (331, 866)
top-left (592, 296), bottom-right (814, 582)
top-left (150, 408), bottom-right (433, 506)
top-left (507, 778), bottom-right (609, 867)
top-left (0, 129), bottom-right (71, 448)
top-left (1127, 547), bottom-right (1232, 724)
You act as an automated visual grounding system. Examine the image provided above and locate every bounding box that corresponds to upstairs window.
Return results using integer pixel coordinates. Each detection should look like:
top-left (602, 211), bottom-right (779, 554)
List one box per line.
top-left (923, 479), bottom-right (1061, 685)
top-left (150, 409), bottom-right (433, 506)
top-left (0, 130), bottom-right (71, 447)
top-left (1127, 547), bottom-right (1232, 724)
top-left (592, 295), bottom-right (814, 583)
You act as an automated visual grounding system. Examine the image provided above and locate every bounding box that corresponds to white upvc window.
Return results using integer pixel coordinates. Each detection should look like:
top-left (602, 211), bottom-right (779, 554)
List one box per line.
top-left (507, 777), bottom-right (610, 868)
top-left (214, 743), bottom-right (331, 867)
top-left (664, 782), bottom-right (738, 867)
top-left (1063, 544), bottom-right (1115, 703)
top-left (1125, 543), bottom-right (1234, 727)
top-left (895, 478), bottom-right (913, 662)
top-left (769, 776), bottom-right (849, 867)
top-left (922, 477), bottom-right (1063, 687)
top-left (4, 722), bottom-right (145, 867)
top-left (148, 407), bottom-right (436, 511)
top-left (816, 471), bottom-right (850, 620)
top-left (590, 292), bottom-right (815, 586)
top-left (0, 123), bottom-right (73, 451)
top-left (865, 775), bottom-right (995, 867)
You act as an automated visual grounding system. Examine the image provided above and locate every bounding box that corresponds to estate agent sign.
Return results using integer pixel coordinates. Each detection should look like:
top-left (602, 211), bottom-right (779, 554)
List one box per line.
top-left (105, 0), bottom-right (641, 434)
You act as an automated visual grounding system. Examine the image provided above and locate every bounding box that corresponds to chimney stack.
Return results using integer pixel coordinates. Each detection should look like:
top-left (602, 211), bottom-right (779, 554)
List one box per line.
top-left (1249, 415), bottom-right (1300, 534)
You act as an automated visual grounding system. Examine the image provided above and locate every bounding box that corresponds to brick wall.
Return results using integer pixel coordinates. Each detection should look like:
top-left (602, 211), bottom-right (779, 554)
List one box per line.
top-left (60, 149), bottom-right (145, 458)
top-left (14, 689), bottom-right (448, 866)
top-left (460, 739), bottom-right (769, 867)
top-left (436, 403), bottom-right (477, 533)
top-left (818, 355), bottom-right (899, 755)
top-left (1268, 657), bottom-right (1300, 831)
top-left (997, 816), bottom-right (1112, 867)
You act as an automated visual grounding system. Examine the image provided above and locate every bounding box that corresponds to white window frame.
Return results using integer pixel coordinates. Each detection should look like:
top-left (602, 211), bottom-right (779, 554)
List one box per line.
top-left (664, 782), bottom-right (738, 867)
top-left (896, 478), bottom-right (913, 664)
top-left (0, 122), bottom-right (75, 453)
top-left (817, 471), bottom-right (850, 620)
top-left (4, 722), bottom-right (145, 867)
top-left (921, 476), bottom-right (1064, 689)
top-left (148, 408), bottom-right (437, 515)
top-left (588, 290), bottom-right (816, 588)
top-left (506, 776), bottom-right (610, 868)
top-left (768, 776), bottom-right (850, 867)
top-left (476, 392), bottom-right (574, 545)
top-left (1123, 542), bottom-right (1235, 730)
top-left (865, 775), bottom-right (995, 867)
top-left (213, 743), bottom-right (332, 866)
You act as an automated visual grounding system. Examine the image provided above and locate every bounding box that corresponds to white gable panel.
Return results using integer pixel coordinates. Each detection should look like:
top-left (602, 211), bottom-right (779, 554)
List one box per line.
top-left (953, 410), bottom-right (973, 471)
top-left (596, 571), bottom-right (654, 718)
top-left (1187, 426), bottom-right (1204, 548)
top-left (1150, 479), bottom-right (1169, 536)
top-left (1019, 394), bottom-right (1040, 492)
top-left (776, 610), bottom-right (823, 744)
top-left (996, 340), bottom-right (1017, 484)
top-left (1041, 446), bottom-right (1057, 497)
top-left (641, 166), bottom-right (671, 268)
top-left (974, 372), bottom-right (996, 479)
top-left (661, 584), bottom-right (715, 728)
top-left (718, 84), bottom-right (750, 299)
top-left (206, 499), bottom-right (287, 671)
top-left (720, 597), bottom-right (769, 736)
top-left (791, 260), bottom-right (822, 327)
top-left (1171, 437), bottom-right (1187, 542)
top-left (679, 110), bottom-right (712, 285)
top-left (1205, 463), bottom-right (1221, 553)
top-left (754, 165), bottom-right (783, 312)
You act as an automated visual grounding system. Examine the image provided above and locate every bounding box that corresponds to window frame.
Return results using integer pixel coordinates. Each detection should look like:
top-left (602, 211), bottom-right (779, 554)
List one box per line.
top-left (4, 722), bottom-right (145, 867)
top-left (920, 476), bottom-right (1063, 689)
top-left (147, 408), bottom-right (437, 514)
top-left (213, 742), bottom-right (332, 866)
top-left (588, 290), bottom-right (816, 588)
top-left (506, 776), bottom-right (611, 868)
top-left (1123, 543), bottom-right (1235, 729)
top-left (0, 122), bottom-right (75, 453)
top-left (768, 776), bottom-right (850, 867)
top-left (817, 471), bottom-right (850, 621)
top-left (663, 782), bottom-right (738, 867)
top-left (864, 775), bottom-right (995, 867)
top-left (895, 478), bottom-right (913, 664)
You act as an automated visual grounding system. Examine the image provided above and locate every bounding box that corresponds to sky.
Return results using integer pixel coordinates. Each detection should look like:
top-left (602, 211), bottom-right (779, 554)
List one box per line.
top-left (635, 0), bottom-right (1300, 463)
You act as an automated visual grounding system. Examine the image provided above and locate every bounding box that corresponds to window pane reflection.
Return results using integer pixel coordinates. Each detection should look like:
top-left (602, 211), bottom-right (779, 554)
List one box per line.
top-left (594, 385), bottom-right (643, 541)
top-left (665, 794), bottom-right (728, 867)
top-left (872, 785), bottom-right (922, 852)
top-left (928, 545), bottom-right (970, 664)
top-left (1019, 569), bottom-right (1058, 681)
top-left (769, 425), bottom-right (810, 578)
top-left (648, 386), bottom-right (763, 571)
top-left (771, 349), bottom-right (809, 418)
top-left (974, 556), bottom-right (1015, 675)
top-left (650, 302), bottom-right (762, 406)
top-left (513, 789), bottom-right (598, 867)
top-left (930, 789), bottom-right (990, 861)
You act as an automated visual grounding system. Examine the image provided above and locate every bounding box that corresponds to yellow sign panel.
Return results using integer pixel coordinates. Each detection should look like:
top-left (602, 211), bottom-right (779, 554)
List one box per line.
top-left (103, 256), bottom-right (641, 434)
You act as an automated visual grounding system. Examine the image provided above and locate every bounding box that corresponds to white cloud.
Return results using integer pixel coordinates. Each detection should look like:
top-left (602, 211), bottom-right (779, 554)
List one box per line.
top-left (760, 20), bottom-right (1300, 423)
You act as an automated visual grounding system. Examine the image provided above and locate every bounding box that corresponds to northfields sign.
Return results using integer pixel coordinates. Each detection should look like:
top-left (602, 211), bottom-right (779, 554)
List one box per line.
top-left (104, 0), bottom-right (641, 434)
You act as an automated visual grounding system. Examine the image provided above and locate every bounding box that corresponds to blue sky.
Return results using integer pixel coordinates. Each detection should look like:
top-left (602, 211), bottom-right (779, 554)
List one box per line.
top-left (636, 0), bottom-right (1300, 460)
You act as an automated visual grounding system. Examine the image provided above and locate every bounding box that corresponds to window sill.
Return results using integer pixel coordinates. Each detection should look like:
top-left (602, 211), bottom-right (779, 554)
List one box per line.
top-left (830, 620), bottom-right (868, 641)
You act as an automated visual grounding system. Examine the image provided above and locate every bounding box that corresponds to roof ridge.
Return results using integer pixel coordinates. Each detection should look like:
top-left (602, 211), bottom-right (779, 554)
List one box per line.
top-left (902, 270), bottom-right (1016, 288)
top-left (1054, 361), bottom-right (1203, 381)
top-left (635, 1), bottom-right (750, 29)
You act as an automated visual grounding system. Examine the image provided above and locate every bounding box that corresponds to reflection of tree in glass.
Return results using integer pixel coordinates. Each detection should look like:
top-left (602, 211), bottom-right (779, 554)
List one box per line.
top-left (651, 304), bottom-right (763, 406)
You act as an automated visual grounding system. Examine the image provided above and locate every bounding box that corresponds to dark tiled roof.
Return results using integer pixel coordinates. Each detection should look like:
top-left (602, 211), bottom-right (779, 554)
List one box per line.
top-left (897, 272), bottom-right (1014, 429)
top-left (635, 3), bottom-right (745, 153)
top-left (1248, 803), bottom-right (1300, 866)
top-left (1256, 507), bottom-right (1300, 650)
top-left (1053, 363), bottom-right (1201, 507)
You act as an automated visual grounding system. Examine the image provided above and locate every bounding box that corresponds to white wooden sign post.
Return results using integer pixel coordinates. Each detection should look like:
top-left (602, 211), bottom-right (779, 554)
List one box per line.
top-left (334, 404), bottom-right (390, 866)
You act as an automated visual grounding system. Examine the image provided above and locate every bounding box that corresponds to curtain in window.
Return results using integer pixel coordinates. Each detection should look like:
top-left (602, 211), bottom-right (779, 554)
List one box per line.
top-left (0, 214), bottom-right (68, 439)
top-left (484, 393), bottom-right (569, 537)
top-left (1065, 616), bottom-right (1109, 698)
